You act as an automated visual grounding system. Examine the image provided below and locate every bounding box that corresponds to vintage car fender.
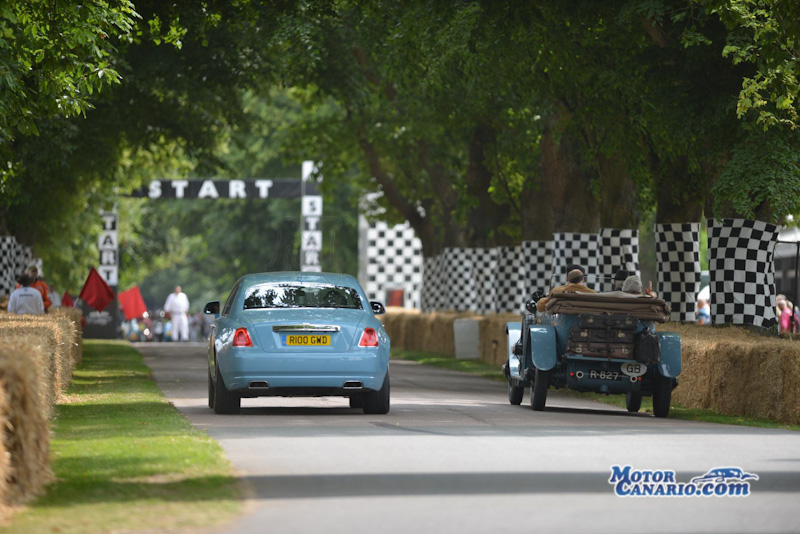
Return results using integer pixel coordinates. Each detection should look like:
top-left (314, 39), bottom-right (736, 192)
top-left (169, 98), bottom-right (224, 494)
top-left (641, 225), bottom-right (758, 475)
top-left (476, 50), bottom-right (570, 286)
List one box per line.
top-left (529, 325), bottom-right (558, 372)
top-left (505, 322), bottom-right (523, 380)
top-left (656, 331), bottom-right (682, 378)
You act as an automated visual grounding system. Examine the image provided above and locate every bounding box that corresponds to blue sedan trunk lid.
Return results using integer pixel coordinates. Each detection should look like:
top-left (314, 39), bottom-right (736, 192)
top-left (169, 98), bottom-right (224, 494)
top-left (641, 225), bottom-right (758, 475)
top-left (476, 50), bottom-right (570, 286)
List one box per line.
top-left (242, 308), bottom-right (368, 352)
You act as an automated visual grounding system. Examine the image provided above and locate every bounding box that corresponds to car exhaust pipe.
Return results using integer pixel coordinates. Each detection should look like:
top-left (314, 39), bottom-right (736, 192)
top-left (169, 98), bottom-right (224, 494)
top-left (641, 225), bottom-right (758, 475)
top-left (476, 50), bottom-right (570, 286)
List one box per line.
top-left (343, 381), bottom-right (363, 390)
top-left (248, 380), bottom-right (270, 389)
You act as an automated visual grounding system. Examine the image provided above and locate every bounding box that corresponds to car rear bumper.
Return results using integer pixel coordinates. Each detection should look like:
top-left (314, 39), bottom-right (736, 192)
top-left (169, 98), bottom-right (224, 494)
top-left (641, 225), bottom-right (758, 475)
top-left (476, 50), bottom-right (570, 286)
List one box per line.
top-left (217, 346), bottom-right (389, 392)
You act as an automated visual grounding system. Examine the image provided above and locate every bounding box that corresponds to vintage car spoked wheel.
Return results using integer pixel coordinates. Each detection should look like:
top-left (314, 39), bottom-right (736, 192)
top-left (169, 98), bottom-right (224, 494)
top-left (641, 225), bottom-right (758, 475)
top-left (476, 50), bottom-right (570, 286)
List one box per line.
top-left (508, 377), bottom-right (524, 405)
top-left (530, 368), bottom-right (550, 411)
top-left (625, 392), bottom-right (642, 413)
top-left (363, 373), bottom-right (390, 414)
top-left (208, 369), bottom-right (215, 409)
top-left (213, 359), bottom-right (241, 415)
top-left (651, 374), bottom-right (672, 418)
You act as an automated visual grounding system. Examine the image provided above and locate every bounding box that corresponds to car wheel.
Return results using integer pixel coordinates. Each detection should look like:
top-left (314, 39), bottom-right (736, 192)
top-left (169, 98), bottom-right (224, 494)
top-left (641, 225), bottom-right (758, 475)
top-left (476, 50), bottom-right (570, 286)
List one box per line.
top-left (363, 373), bottom-right (390, 414)
top-left (349, 396), bottom-right (364, 409)
top-left (625, 392), bottom-right (642, 413)
top-left (530, 368), bottom-right (550, 411)
top-left (652, 374), bottom-right (672, 418)
top-left (213, 359), bottom-right (241, 415)
top-left (508, 377), bottom-right (524, 405)
top-left (208, 368), bottom-right (215, 409)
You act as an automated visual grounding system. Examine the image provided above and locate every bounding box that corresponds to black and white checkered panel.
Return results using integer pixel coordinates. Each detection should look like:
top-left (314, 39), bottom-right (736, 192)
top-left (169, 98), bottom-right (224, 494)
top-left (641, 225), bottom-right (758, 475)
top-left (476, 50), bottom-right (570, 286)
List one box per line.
top-left (421, 254), bottom-right (444, 311)
top-left (0, 236), bottom-right (18, 297)
top-left (599, 228), bottom-right (640, 292)
top-left (655, 223), bottom-right (701, 322)
top-left (441, 248), bottom-right (476, 312)
top-left (495, 246), bottom-right (526, 313)
top-left (363, 222), bottom-right (423, 309)
top-left (16, 244), bottom-right (34, 274)
top-left (469, 247), bottom-right (498, 315)
top-left (708, 218), bottom-right (781, 328)
top-left (522, 240), bottom-right (553, 298)
top-left (551, 233), bottom-right (600, 290)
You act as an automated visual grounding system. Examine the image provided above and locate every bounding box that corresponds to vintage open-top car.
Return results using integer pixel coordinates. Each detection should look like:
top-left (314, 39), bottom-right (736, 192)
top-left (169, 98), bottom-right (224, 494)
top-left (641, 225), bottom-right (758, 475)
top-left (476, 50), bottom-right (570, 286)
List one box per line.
top-left (504, 290), bottom-right (681, 417)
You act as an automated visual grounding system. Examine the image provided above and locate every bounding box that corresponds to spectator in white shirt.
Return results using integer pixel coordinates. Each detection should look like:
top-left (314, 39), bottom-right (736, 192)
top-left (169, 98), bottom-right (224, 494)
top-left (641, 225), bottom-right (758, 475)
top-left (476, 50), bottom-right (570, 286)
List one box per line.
top-left (8, 273), bottom-right (45, 315)
top-left (164, 286), bottom-right (190, 341)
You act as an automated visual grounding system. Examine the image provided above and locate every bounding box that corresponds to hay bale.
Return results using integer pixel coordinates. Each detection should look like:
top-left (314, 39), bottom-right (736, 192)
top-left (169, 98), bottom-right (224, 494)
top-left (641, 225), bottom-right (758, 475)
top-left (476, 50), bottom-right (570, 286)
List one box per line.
top-left (0, 314), bottom-right (76, 392)
top-left (0, 320), bottom-right (71, 411)
top-left (0, 341), bottom-right (53, 505)
top-left (666, 323), bottom-right (800, 425)
top-left (381, 309), bottom-right (478, 358)
top-left (51, 307), bottom-right (83, 365)
top-left (0, 386), bottom-right (10, 508)
top-left (478, 314), bottom-right (519, 366)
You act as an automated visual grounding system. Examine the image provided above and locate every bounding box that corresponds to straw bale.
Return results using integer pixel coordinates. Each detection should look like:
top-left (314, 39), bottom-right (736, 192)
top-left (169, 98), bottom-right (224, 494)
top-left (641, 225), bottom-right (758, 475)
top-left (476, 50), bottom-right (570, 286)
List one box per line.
top-left (0, 386), bottom-right (10, 508)
top-left (1, 315), bottom-right (76, 391)
top-left (51, 307), bottom-right (83, 365)
top-left (381, 309), bottom-right (477, 357)
top-left (479, 314), bottom-right (519, 366)
top-left (0, 342), bottom-right (53, 505)
top-left (0, 320), bottom-right (70, 411)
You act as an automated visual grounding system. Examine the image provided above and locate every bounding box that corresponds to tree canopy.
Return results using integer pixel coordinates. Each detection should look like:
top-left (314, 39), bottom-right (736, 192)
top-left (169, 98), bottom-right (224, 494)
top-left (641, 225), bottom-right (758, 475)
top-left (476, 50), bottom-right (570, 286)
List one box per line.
top-left (2, 0), bottom-right (799, 295)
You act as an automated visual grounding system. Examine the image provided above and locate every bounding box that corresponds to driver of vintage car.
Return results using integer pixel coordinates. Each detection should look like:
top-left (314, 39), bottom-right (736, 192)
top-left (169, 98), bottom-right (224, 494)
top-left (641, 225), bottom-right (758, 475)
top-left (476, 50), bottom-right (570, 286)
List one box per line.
top-left (536, 268), bottom-right (596, 312)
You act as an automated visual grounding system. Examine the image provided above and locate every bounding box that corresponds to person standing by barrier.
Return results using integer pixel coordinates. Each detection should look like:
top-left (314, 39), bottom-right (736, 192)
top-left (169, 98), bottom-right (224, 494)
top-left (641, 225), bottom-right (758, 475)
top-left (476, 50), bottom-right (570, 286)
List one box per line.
top-left (18, 266), bottom-right (52, 312)
top-left (164, 286), bottom-right (190, 342)
top-left (8, 273), bottom-right (45, 315)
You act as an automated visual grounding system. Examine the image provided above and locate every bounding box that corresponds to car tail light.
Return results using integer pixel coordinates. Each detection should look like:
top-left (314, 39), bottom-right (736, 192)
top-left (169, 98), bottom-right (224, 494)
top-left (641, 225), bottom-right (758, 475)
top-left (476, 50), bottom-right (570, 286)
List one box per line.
top-left (358, 327), bottom-right (379, 347)
top-left (233, 328), bottom-right (253, 347)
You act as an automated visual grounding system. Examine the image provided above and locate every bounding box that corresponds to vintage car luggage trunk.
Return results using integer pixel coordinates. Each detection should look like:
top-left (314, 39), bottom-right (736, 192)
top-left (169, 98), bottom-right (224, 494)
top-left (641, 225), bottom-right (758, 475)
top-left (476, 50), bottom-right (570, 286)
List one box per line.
top-left (566, 314), bottom-right (637, 359)
top-left (566, 340), bottom-right (635, 358)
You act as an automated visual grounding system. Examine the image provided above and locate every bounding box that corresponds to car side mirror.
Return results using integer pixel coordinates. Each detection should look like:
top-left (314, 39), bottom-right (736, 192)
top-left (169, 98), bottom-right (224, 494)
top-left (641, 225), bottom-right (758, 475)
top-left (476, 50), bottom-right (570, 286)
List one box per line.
top-left (370, 301), bottom-right (386, 315)
top-left (204, 301), bottom-right (220, 316)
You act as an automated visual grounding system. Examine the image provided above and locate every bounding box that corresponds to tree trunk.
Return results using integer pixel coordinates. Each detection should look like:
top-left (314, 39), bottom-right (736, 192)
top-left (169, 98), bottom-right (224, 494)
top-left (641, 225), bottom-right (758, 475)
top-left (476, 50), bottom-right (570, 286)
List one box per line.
top-left (539, 113), bottom-right (600, 233)
top-left (597, 155), bottom-right (640, 229)
top-left (463, 122), bottom-right (513, 247)
top-left (652, 155), bottom-right (706, 223)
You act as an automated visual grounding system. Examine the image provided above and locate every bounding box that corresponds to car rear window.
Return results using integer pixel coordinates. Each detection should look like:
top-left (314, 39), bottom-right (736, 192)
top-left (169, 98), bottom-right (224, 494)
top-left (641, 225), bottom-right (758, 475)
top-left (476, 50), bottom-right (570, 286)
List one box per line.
top-left (242, 283), bottom-right (364, 310)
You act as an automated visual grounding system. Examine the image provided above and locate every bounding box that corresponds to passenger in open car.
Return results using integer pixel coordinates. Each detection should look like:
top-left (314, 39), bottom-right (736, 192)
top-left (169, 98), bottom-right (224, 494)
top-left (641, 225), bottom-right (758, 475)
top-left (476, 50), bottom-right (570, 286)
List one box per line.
top-left (622, 275), bottom-right (658, 298)
top-left (536, 268), bottom-right (596, 312)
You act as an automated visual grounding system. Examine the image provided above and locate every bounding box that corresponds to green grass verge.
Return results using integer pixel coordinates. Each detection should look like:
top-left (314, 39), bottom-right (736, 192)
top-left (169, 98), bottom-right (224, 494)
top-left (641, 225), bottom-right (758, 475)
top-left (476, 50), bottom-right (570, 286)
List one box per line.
top-left (6, 340), bottom-right (242, 533)
top-left (391, 349), bottom-right (800, 431)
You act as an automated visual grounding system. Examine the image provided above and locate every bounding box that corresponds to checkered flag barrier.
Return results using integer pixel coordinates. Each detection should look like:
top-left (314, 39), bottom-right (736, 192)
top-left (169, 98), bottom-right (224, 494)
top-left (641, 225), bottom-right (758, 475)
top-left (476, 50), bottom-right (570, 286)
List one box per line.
top-left (469, 247), bottom-right (499, 314)
top-left (708, 218), bottom-right (781, 328)
top-left (16, 244), bottom-right (34, 275)
top-left (441, 248), bottom-right (476, 312)
top-left (599, 228), bottom-right (640, 292)
top-left (523, 240), bottom-right (553, 298)
top-left (363, 221), bottom-right (423, 309)
top-left (551, 233), bottom-right (600, 290)
top-left (655, 223), bottom-right (701, 322)
top-left (0, 236), bottom-right (18, 297)
top-left (421, 254), bottom-right (445, 311)
top-left (495, 246), bottom-right (526, 313)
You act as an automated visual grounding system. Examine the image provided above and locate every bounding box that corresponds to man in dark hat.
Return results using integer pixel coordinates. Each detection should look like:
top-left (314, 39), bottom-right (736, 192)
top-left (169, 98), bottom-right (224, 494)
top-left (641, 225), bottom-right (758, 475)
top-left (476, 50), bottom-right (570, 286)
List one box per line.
top-left (613, 268), bottom-right (630, 291)
top-left (536, 266), bottom-right (596, 312)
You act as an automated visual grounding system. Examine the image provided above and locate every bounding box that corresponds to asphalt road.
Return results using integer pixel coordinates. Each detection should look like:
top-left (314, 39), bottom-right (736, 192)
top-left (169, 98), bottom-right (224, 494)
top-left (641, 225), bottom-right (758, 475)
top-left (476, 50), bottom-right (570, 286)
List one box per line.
top-left (138, 342), bottom-right (800, 534)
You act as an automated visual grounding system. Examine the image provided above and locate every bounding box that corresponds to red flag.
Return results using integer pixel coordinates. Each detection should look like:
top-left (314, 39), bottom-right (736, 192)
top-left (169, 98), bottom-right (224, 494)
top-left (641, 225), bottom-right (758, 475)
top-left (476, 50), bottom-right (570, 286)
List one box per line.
top-left (117, 285), bottom-right (148, 320)
top-left (61, 291), bottom-right (74, 308)
top-left (78, 267), bottom-right (115, 312)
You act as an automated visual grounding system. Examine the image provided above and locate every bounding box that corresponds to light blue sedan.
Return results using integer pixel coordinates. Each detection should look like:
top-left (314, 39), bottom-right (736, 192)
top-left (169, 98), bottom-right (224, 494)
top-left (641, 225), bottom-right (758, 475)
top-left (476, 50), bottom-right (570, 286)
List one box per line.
top-left (204, 272), bottom-right (390, 415)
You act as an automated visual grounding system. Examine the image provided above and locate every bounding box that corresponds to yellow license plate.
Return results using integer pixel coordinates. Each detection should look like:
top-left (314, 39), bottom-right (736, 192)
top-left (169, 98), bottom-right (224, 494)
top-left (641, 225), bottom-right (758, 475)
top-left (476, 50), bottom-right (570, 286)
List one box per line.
top-left (284, 334), bottom-right (331, 346)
